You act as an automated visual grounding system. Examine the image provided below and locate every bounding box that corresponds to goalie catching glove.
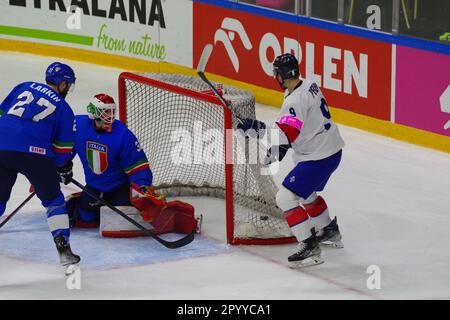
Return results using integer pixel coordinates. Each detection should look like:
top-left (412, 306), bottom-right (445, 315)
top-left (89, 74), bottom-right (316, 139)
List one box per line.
top-left (129, 183), bottom-right (166, 222)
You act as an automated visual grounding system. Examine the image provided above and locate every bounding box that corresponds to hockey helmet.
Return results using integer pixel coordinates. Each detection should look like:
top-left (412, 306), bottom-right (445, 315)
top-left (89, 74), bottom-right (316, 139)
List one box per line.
top-left (45, 62), bottom-right (76, 92)
top-left (87, 94), bottom-right (117, 132)
top-left (273, 53), bottom-right (300, 80)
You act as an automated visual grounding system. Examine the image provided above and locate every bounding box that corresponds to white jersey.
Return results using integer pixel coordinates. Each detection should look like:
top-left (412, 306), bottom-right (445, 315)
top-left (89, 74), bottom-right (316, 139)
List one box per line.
top-left (273, 78), bottom-right (345, 162)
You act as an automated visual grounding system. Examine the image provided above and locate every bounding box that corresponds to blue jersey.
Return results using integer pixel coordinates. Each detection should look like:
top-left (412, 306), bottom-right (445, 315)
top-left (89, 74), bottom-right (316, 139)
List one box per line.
top-left (73, 115), bottom-right (152, 192)
top-left (0, 82), bottom-right (75, 167)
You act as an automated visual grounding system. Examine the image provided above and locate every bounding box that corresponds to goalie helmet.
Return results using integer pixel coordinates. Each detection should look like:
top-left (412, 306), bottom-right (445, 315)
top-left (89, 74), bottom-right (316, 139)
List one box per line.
top-left (87, 93), bottom-right (117, 132)
top-left (273, 53), bottom-right (300, 80)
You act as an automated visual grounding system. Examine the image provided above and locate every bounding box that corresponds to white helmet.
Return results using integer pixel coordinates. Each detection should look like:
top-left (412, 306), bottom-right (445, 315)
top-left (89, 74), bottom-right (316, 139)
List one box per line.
top-left (87, 93), bottom-right (117, 132)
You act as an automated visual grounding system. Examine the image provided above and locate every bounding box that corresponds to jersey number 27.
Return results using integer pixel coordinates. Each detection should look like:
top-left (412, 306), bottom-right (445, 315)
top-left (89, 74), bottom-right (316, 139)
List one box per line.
top-left (7, 91), bottom-right (56, 122)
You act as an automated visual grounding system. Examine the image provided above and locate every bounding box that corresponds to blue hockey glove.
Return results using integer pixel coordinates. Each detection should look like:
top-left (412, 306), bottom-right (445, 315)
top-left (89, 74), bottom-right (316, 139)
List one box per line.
top-left (263, 144), bottom-right (290, 165)
top-left (237, 118), bottom-right (266, 138)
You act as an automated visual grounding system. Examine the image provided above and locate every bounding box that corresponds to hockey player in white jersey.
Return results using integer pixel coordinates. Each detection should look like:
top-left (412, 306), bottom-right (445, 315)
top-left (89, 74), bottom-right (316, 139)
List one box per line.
top-left (238, 53), bottom-right (345, 267)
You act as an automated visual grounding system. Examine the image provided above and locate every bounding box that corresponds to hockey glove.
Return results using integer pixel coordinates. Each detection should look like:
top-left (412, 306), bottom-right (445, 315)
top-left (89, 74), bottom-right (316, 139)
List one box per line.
top-left (56, 160), bottom-right (73, 185)
top-left (130, 183), bottom-right (167, 222)
top-left (237, 118), bottom-right (266, 138)
top-left (263, 144), bottom-right (290, 165)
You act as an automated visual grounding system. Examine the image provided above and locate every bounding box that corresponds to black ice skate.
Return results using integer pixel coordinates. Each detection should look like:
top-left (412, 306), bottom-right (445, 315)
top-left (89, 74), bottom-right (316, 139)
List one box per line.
top-left (317, 217), bottom-right (344, 248)
top-left (288, 233), bottom-right (324, 268)
top-left (54, 236), bottom-right (80, 275)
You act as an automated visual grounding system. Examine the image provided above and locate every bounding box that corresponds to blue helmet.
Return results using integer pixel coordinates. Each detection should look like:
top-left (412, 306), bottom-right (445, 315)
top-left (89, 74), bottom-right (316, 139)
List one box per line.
top-left (273, 53), bottom-right (299, 80)
top-left (45, 62), bottom-right (76, 86)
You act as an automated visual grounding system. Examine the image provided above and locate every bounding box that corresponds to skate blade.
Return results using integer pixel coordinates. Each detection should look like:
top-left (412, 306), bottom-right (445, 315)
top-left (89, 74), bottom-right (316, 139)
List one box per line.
top-left (321, 240), bottom-right (344, 249)
top-left (64, 263), bottom-right (80, 276)
top-left (288, 256), bottom-right (324, 269)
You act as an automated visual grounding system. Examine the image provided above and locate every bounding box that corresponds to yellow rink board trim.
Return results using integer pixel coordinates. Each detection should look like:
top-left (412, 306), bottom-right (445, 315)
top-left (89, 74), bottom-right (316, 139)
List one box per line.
top-left (0, 38), bottom-right (448, 154)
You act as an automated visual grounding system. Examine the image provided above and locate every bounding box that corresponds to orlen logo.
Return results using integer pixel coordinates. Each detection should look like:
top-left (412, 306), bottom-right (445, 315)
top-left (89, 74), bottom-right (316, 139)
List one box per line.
top-left (259, 33), bottom-right (368, 99)
top-left (212, 17), bottom-right (368, 99)
top-left (214, 18), bottom-right (253, 72)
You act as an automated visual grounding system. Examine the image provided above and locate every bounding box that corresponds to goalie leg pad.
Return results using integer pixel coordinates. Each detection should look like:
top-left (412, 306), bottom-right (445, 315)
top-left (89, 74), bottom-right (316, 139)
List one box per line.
top-left (100, 205), bottom-right (152, 238)
top-left (152, 200), bottom-right (198, 235)
top-left (99, 201), bottom-right (198, 237)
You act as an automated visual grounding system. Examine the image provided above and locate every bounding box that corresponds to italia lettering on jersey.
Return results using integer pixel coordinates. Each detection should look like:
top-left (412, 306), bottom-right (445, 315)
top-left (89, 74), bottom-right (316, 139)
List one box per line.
top-left (274, 78), bottom-right (345, 162)
top-left (0, 81), bottom-right (75, 166)
top-left (73, 115), bottom-right (152, 192)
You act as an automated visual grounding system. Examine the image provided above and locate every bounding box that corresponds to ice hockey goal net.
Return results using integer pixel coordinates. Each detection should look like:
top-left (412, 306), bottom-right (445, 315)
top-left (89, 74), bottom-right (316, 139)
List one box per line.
top-left (118, 72), bottom-right (295, 244)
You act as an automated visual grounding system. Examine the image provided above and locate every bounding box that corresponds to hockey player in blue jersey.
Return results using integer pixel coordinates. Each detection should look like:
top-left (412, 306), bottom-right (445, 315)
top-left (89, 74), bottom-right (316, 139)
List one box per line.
top-left (0, 62), bottom-right (80, 270)
top-left (67, 93), bottom-right (200, 236)
top-left (67, 93), bottom-right (164, 228)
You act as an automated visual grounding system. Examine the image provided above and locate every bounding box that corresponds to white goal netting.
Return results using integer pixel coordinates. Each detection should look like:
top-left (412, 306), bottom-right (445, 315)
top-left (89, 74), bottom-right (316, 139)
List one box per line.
top-left (119, 72), bottom-right (294, 244)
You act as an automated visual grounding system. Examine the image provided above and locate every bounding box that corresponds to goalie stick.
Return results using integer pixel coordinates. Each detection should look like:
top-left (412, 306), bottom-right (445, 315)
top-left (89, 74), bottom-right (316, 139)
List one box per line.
top-left (0, 191), bottom-right (36, 229)
top-left (70, 179), bottom-right (195, 249)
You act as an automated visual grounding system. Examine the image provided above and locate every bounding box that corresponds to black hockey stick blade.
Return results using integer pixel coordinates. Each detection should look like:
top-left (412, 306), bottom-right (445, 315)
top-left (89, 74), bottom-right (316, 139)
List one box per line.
top-left (153, 230), bottom-right (195, 249)
top-left (70, 179), bottom-right (195, 249)
top-left (0, 192), bottom-right (36, 229)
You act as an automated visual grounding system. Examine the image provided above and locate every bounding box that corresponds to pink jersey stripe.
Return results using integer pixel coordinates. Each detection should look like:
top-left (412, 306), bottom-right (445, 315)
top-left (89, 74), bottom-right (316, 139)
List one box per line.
top-left (278, 116), bottom-right (304, 131)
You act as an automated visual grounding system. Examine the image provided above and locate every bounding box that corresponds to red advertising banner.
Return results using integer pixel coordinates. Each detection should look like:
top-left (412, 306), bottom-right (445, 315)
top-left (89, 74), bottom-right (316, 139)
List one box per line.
top-left (194, 2), bottom-right (392, 120)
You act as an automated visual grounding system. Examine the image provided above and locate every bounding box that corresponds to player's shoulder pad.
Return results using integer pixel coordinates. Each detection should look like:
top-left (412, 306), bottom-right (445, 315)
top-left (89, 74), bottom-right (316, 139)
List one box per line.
top-left (112, 119), bottom-right (137, 140)
top-left (74, 114), bottom-right (91, 128)
top-left (75, 114), bottom-right (90, 122)
top-left (13, 81), bottom-right (34, 92)
top-left (112, 119), bottom-right (128, 132)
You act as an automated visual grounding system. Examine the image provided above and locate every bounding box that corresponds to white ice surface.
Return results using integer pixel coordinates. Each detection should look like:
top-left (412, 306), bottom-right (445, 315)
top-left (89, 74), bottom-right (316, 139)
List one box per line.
top-left (1, 52), bottom-right (450, 299)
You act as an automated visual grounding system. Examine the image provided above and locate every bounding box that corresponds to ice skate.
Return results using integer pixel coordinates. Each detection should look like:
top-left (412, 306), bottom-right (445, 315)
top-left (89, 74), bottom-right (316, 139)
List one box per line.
top-left (288, 233), bottom-right (324, 268)
top-left (317, 217), bottom-right (344, 248)
top-left (54, 236), bottom-right (80, 275)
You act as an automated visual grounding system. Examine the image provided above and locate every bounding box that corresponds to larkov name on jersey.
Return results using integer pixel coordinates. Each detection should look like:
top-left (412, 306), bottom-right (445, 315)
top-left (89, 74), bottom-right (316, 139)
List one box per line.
top-left (9, 0), bottom-right (166, 28)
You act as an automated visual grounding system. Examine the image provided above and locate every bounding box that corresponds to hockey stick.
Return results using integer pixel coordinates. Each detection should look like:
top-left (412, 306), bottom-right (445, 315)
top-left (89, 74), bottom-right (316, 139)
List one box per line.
top-left (197, 44), bottom-right (244, 125)
top-left (0, 192), bottom-right (36, 229)
top-left (70, 179), bottom-right (195, 249)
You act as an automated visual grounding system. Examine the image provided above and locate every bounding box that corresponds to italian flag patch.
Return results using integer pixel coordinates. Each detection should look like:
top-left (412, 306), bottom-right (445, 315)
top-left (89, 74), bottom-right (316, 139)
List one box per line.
top-left (86, 141), bottom-right (108, 175)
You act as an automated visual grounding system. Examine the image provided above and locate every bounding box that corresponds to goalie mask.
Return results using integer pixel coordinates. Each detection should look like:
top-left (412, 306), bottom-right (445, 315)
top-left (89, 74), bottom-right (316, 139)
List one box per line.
top-left (87, 93), bottom-right (117, 132)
